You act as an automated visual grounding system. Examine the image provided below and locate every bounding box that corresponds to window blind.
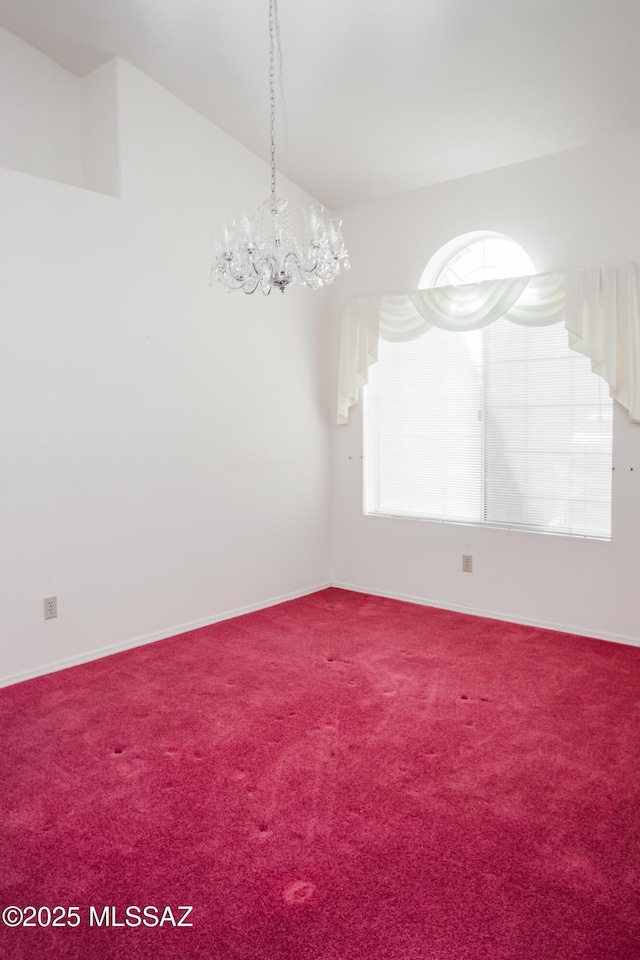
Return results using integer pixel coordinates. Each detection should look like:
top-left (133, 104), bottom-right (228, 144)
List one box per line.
top-left (364, 318), bottom-right (612, 538)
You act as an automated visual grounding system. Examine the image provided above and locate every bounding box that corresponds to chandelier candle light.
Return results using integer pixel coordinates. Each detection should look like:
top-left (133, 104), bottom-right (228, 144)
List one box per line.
top-left (211, 0), bottom-right (349, 295)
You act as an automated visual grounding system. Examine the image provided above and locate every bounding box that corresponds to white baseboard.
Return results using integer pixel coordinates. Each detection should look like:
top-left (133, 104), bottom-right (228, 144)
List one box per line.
top-left (0, 582), bottom-right (331, 689)
top-left (331, 581), bottom-right (640, 649)
top-left (5, 579), bottom-right (636, 689)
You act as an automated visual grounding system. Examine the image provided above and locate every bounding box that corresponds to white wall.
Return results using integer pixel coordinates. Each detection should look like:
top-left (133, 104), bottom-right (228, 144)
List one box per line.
top-left (81, 59), bottom-right (120, 197)
top-left (0, 26), bottom-right (83, 188)
top-left (0, 52), bottom-right (332, 685)
top-left (331, 133), bottom-right (640, 644)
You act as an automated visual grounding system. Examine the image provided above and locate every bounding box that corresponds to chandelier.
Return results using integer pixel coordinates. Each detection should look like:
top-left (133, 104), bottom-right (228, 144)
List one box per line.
top-left (210, 0), bottom-right (350, 295)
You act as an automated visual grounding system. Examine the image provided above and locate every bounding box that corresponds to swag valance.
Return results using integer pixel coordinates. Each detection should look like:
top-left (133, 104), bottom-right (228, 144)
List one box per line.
top-left (337, 262), bottom-right (640, 424)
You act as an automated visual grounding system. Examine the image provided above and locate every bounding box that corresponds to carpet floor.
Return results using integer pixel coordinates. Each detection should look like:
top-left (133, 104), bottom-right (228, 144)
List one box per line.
top-left (1, 588), bottom-right (639, 959)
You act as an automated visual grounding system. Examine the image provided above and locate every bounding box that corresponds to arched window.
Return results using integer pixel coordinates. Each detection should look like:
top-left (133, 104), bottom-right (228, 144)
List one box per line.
top-left (364, 233), bottom-right (613, 538)
top-left (419, 231), bottom-right (535, 288)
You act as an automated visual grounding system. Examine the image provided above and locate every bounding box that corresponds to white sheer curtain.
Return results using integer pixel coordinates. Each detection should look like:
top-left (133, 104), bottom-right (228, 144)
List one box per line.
top-left (337, 262), bottom-right (640, 424)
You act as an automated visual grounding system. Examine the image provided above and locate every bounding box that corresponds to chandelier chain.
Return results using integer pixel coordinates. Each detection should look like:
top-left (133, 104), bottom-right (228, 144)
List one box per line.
top-left (269, 0), bottom-right (277, 203)
top-left (274, 0), bottom-right (289, 178)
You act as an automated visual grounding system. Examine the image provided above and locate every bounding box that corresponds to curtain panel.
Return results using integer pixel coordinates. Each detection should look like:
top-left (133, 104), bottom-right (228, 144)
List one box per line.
top-left (337, 262), bottom-right (640, 424)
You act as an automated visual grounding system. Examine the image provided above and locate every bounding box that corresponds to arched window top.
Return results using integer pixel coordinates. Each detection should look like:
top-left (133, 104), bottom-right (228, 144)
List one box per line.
top-left (419, 231), bottom-right (535, 289)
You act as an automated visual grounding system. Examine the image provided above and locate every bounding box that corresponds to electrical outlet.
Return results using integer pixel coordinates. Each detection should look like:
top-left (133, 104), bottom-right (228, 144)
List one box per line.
top-left (44, 596), bottom-right (57, 620)
top-left (462, 555), bottom-right (473, 573)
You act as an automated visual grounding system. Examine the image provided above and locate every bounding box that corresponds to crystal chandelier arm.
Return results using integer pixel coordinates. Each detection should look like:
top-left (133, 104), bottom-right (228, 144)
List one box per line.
top-left (213, 252), bottom-right (264, 293)
top-left (290, 254), bottom-right (341, 285)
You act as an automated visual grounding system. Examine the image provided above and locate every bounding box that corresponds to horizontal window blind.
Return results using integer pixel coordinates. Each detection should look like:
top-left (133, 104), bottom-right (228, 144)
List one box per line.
top-left (482, 319), bottom-right (612, 537)
top-left (364, 318), bottom-right (612, 538)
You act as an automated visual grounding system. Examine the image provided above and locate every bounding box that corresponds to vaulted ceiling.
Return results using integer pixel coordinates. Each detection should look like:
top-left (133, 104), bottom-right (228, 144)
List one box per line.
top-left (1, 0), bottom-right (639, 208)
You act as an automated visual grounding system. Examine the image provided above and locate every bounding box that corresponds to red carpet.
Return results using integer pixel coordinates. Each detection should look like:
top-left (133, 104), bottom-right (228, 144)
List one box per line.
top-left (1, 588), bottom-right (639, 959)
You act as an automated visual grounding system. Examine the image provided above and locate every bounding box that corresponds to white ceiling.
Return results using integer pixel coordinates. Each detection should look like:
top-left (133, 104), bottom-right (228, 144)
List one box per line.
top-left (1, 0), bottom-right (639, 209)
